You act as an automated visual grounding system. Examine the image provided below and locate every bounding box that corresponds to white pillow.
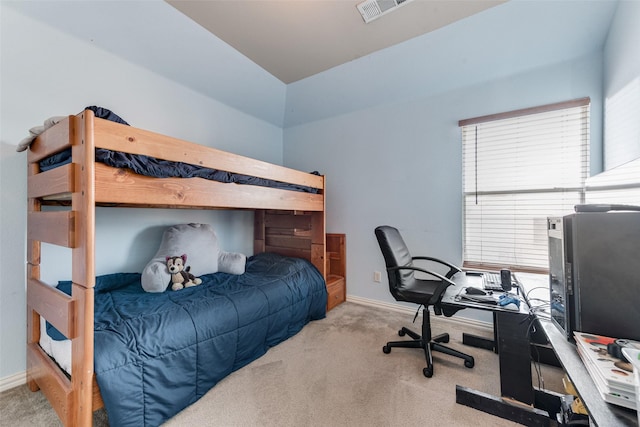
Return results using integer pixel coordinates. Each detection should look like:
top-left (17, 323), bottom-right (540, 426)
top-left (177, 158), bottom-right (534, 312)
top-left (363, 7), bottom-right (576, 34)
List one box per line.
top-left (141, 223), bottom-right (245, 292)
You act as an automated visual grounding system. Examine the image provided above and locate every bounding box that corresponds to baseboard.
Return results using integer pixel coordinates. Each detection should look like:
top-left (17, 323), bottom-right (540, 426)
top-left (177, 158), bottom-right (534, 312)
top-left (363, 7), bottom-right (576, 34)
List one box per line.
top-left (0, 371), bottom-right (26, 392)
top-left (346, 294), bottom-right (493, 332)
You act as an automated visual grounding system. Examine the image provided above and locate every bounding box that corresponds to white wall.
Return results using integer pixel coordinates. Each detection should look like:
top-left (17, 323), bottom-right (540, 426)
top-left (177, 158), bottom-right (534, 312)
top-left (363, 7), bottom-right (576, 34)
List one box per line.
top-left (604, 0), bottom-right (640, 96)
top-left (0, 3), bottom-right (285, 381)
top-left (602, 0), bottom-right (640, 168)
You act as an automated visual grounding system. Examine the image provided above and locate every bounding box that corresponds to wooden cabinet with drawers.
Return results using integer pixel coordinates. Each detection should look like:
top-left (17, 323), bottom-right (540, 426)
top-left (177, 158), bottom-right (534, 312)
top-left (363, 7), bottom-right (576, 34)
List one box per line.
top-left (326, 234), bottom-right (346, 311)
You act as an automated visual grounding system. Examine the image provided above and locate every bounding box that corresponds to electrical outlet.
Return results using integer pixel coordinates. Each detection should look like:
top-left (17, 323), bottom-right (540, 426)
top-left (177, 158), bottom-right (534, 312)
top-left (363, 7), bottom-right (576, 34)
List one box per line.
top-left (373, 271), bottom-right (382, 282)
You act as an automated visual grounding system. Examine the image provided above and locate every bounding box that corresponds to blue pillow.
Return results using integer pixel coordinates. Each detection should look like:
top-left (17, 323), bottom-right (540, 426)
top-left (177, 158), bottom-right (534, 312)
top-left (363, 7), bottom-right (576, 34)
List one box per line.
top-left (45, 282), bottom-right (72, 341)
top-left (45, 273), bottom-right (141, 341)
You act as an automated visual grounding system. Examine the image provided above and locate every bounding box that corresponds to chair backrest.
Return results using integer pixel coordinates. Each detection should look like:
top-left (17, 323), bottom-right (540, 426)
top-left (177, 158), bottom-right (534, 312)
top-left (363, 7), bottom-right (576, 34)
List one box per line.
top-left (374, 225), bottom-right (415, 294)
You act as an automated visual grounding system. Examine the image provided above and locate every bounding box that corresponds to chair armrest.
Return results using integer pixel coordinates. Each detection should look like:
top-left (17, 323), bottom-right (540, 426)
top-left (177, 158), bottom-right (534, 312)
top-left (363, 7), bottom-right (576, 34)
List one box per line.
top-left (388, 265), bottom-right (456, 287)
top-left (411, 256), bottom-right (462, 279)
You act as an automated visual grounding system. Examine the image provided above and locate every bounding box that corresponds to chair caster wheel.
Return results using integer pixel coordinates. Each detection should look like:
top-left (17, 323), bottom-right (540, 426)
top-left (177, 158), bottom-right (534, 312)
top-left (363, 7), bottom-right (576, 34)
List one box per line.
top-left (398, 329), bottom-right (406, 337)
top-left (383, 345), bottom-right (391, 354)
top-left (423, 367), bottom-right (433, 378)
top-left (464, 359), bottom-right (475, 368)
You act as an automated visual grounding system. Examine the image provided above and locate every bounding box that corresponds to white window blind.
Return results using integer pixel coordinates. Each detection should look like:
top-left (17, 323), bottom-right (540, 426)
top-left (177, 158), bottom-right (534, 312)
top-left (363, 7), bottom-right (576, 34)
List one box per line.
top-left (460, 98), bottom-right (590, 272)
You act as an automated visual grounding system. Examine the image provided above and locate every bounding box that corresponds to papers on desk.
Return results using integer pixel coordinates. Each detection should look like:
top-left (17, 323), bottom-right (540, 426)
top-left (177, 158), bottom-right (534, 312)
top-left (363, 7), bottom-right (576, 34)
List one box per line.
top-left (574, 331), bottom-right (640, 410)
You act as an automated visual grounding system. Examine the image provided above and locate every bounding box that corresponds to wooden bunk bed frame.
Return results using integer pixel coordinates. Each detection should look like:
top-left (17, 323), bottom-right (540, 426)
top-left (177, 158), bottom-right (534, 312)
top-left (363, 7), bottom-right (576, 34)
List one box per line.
top-left (26, 110), bottom-right (326, 426)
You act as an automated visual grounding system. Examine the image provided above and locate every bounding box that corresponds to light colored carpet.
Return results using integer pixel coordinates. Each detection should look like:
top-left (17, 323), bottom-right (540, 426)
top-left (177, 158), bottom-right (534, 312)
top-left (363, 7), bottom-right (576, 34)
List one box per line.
top-left (0, 301), bottom-right (564, 426)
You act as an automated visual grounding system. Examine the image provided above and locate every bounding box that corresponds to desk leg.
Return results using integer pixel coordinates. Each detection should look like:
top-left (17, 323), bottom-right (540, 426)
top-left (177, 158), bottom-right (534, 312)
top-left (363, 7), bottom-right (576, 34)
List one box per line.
top-left (463, 312), bottom-right (498, 352)
top-left (496, 311), bottom-right (534, 404)
top-left (456, 311), bottom-right (554, 426)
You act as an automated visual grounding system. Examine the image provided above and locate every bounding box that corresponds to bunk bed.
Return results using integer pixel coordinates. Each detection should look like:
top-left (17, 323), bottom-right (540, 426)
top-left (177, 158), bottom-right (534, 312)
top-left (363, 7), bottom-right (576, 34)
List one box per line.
top-left (25, 109), bottom-right (327, 426)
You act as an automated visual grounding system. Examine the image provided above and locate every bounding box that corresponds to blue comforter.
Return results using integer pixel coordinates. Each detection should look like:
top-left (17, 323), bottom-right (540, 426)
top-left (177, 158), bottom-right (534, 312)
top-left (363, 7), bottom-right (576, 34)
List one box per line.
top-left (72, 253), bottom-right (326, 426)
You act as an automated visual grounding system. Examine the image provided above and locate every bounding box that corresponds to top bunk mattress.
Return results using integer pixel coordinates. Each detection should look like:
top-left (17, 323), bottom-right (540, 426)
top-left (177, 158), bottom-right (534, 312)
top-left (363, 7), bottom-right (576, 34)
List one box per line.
top-left (35, 106), bottom-right (320, 194)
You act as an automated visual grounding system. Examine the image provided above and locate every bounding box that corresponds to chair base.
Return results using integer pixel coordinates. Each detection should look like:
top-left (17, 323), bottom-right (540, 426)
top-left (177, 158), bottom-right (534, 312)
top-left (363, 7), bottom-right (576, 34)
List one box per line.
top-left (382, 308), bottom-right (475, 377)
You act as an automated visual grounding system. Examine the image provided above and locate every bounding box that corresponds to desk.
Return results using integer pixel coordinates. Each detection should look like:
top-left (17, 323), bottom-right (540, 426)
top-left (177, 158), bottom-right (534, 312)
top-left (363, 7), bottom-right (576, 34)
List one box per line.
top-left (442, 272), bottom-right (557, 426)
top-left (444, 272), bottom-right (639, 426)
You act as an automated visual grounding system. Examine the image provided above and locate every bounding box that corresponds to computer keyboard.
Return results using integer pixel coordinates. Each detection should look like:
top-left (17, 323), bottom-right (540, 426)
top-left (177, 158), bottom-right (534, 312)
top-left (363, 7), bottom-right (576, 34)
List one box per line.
top-left (482, 272), bottom-right (504, 291)
top-left (482, 271), bottom-right (520, 292)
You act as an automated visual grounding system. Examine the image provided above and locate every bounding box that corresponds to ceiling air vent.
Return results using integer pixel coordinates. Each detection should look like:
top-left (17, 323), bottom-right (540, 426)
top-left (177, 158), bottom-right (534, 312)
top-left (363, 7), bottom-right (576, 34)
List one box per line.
top-left (356, 0), bottom-right (414, 24)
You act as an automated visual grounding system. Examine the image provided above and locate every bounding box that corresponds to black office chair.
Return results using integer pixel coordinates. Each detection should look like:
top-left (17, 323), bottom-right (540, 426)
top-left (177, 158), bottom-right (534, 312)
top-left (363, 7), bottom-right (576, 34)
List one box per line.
top-left (375, 225), bottom-right (474, 377)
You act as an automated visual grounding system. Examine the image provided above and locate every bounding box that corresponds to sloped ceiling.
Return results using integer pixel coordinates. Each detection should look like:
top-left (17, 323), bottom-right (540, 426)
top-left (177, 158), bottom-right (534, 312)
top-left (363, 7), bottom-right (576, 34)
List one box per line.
top-left (167, 0), bottom-right (506, 84)
top-left (6, 1), bottom-right (619, 127)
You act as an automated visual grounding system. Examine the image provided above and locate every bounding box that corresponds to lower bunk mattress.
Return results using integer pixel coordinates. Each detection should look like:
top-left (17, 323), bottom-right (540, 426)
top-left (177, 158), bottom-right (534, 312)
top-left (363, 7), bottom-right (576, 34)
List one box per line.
top-left (41, 252), bottom-right (327, 426)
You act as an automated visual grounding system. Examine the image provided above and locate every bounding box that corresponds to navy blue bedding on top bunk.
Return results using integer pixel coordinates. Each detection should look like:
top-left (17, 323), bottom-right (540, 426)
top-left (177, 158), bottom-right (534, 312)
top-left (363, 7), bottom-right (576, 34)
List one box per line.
top-left (38, 106), bottom-right (319, 193)
top-left (54, 252), bottom-right (327, 427)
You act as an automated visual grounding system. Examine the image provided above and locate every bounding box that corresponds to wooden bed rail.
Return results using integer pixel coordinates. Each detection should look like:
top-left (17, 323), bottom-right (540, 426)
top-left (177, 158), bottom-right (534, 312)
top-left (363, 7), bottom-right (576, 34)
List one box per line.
top-left (92, 118), bottom-right (324, 190)
top-left (94, 163), bottom-right (324, 211)
top-left (27, 212), bottom-right (76, 248)
top-left (27, 342), bottom-right (74, 425)
top-left (27, 116), bottom-right (73, 163)
top-left (28, 164), bottom-right (75, 199)
top-left (27, 278), bottom-right (75, 340)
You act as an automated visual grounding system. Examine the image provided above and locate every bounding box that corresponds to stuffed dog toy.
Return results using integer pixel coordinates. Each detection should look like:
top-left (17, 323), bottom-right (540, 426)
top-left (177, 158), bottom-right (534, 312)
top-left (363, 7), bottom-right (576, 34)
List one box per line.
top-left (166, 254), bottom-right (202, 291)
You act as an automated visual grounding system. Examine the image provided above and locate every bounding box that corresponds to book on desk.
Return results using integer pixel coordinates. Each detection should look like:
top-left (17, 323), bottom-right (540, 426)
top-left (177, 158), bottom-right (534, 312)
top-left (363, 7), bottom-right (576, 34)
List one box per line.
top-left (574, 331), bottom-right (639, 411)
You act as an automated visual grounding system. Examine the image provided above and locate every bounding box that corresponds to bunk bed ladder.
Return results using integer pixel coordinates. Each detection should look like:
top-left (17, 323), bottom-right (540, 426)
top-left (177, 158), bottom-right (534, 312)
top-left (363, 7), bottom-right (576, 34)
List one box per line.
top-left (26, 112), bottom-right (97, 426)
